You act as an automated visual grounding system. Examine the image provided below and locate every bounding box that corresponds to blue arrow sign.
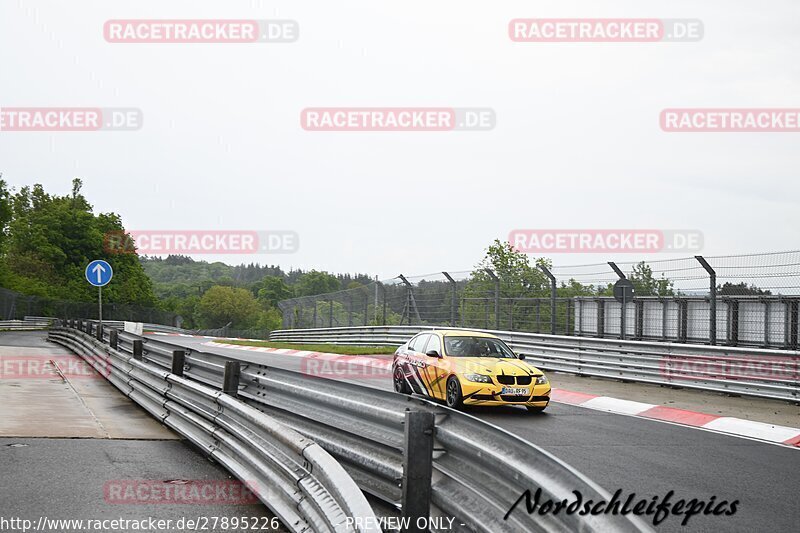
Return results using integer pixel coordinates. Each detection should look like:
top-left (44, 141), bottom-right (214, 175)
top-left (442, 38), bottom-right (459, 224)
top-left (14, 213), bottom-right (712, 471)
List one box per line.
top-left (85, 260), bottom-right (113, 287)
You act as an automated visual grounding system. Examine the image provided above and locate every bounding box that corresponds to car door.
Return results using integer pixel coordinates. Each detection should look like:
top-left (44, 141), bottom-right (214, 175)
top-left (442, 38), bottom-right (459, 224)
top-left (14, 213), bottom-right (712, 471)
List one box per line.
top-left (401, 333), bottom-right (432, 396)
top-left (422, 334), bottom-right (448, 400)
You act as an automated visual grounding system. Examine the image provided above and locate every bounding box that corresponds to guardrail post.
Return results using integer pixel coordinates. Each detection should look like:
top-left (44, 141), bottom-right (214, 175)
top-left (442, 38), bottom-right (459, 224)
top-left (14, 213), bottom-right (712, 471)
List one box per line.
top-left (171, 350), bottom-right (186, 376)
top-left (132, 340), bottom-right (143, 361)
top-left (96, 323), bottom-right (104, 341)
top-left (442, 272), bottom-right (457, 327)
top-left (401, 410), bottom-right (434, 533)
top-left (695, 256), bottom-right (717, 345)
top-left (538, 265), bottom-right (557, 334)
top-left (223, 361), bottom-right (241, 397)
top-left (109, 329), bottom-right (118, 350)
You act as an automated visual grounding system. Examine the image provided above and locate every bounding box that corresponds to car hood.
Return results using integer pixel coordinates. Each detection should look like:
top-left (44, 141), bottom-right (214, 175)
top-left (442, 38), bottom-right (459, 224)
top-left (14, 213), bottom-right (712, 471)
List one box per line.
top-left (448, 357), bottom-right (544, 376)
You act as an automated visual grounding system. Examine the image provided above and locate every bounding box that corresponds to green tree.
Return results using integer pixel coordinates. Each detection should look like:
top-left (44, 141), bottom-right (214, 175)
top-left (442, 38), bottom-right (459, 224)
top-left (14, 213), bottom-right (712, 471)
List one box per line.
top-left (256, 275), bottom-right (292, 307)
top-left (294, 270), bottom-right (341, 297)
top-left (628, 262), bottom-right (674, 296)
top-left (194, 285), bottom-right (262, 329)
top-left (461, 239), bottom-right (552, 329)
top-left (717, 282), bottom-right (771, 296)
top-left (0, 178), bottom-right (156, 305)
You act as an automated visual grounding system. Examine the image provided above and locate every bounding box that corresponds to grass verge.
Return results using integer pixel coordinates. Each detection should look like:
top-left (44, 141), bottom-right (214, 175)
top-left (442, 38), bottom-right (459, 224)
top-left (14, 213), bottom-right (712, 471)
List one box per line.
top-left (213, 339), bottom-right (397, 356)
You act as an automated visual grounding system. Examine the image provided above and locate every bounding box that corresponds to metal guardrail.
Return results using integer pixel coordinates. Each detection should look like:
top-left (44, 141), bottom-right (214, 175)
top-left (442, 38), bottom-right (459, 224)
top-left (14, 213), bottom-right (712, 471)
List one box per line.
top-left (49, 324), bottom-right (380, 533)
top-left (54, 319), bottom-right (651, 533)
top-left (268, 326), bottom-right (800, 403)
top-left (0, 316), bottom-right (57, 330)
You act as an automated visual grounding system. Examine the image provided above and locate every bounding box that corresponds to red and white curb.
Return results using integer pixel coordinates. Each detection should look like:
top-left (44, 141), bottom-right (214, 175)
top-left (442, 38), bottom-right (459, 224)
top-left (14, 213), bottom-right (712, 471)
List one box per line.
top-left (551, 389), bottom-right (800, 448)
top-left (207, 341), bottom-right (800, 448)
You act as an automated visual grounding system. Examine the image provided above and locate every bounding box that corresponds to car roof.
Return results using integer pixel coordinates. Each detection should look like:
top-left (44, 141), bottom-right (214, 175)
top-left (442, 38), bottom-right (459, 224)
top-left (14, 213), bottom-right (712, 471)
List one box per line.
top-left (428, 330), bottom-right (500, 339)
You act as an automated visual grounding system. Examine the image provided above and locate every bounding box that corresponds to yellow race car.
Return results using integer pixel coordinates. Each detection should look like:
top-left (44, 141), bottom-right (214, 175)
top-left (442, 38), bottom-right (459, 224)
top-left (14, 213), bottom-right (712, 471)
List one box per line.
top-left (392, 330), bottom-right (550, 412)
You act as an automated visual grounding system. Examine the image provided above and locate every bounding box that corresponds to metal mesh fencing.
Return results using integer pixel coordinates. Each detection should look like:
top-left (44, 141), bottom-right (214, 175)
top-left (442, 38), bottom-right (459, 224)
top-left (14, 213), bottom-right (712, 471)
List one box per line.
top-left (0, 287), bottom-right (179, 326)
top-left (277, 251), bottom-right (800, 350)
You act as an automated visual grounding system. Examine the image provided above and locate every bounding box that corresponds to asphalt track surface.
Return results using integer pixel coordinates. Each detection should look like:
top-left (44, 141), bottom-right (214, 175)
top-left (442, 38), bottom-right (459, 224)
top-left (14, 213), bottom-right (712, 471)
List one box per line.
top-left (164, 335), bottom-right (800, 533)
top-left (0, 331), bottom-right (279, 533)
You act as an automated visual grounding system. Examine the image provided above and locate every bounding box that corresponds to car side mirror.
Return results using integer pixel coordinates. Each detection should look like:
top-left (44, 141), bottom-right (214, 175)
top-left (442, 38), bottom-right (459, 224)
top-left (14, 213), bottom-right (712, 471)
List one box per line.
top-left (518, 353), bottom-right (526, 360)
top-left (426, 350), bottom-right (440, 358)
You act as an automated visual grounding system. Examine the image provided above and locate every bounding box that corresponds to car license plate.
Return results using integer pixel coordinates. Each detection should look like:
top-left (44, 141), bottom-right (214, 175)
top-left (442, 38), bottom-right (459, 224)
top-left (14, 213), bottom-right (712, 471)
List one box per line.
top-left (501, 387), bottom-right (529, 396)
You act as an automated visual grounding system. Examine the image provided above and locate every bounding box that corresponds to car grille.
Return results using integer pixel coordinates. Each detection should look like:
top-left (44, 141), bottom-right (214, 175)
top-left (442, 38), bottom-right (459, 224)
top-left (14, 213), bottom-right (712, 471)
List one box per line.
top-left (500, 394), bottom-right (532, 403)
top-left (496, 375), bottom-right (532, 385)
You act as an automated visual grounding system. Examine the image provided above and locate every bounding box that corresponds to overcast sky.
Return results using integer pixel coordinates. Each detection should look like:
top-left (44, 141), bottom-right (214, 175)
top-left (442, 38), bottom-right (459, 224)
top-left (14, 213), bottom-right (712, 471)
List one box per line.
top-left (1, 1), bottom-right (798, 278)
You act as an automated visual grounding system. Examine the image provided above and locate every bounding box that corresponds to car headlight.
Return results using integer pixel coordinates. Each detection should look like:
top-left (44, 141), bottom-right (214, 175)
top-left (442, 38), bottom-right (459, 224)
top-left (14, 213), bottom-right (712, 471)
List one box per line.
top-left (464, 373), bottom-right (492, 383)
top-left (536, 375), bottom-right (548, 385)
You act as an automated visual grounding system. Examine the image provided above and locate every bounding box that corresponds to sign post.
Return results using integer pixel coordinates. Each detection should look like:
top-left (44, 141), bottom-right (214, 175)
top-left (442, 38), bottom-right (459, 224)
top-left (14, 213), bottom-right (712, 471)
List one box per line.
top-left (85, 260), bottom-right (113, 325)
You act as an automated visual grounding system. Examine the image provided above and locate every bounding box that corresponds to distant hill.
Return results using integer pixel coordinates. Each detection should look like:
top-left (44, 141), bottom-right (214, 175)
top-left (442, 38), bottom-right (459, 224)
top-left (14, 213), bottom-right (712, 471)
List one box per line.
top-left (140, 255), bottom-right (374, 299)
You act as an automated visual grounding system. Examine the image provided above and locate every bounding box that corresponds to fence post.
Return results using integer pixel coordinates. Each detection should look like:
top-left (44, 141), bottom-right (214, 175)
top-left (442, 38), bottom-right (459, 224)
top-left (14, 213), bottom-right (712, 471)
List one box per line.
top-left (442, 272), bottom-right (457, 327)
top-left (364, 289), bottom-right (369, 326)
top-left (790, 300), bottom-right (798, 350)
top-left (223, 361), bottom-right (241, 397)
top-left (309, 300), bottom-right (315, 329)
top-left (171, 350), bottom-right (186, 377)
top-left (695, 256), bottom-right (717, 345)
top-left (484, 269), bottom-right (500, 330)
top-left (608, 262), bottom-right (627, 340)
top-left (597, 299), bottom-right (605, 338)
top-left (347, 293), bottom-right (353, 327)
top-left (538, 265), bottom-right (557, 334)
top-left (729, 298), bottom-right (739, 346)
top-left (401, 410), bottom-right (434, 533)
top-left (398, 275), bottom-right (421, 325)
top-left (678, 298), bottom-right (688, 343)
top-left (381, 283), bottom-right (387, 325)
top-left (329, 299), bottom-right (334, 328)
top-left (132, 340), bottom-right (143, 361)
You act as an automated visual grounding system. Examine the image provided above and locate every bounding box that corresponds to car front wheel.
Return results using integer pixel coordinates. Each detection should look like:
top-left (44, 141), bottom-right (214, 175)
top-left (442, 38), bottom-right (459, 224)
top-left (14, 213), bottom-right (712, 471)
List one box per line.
top-left (445, 376), bottom-right (463, 409)
top-left (526, 405), bottom-right (546, 414)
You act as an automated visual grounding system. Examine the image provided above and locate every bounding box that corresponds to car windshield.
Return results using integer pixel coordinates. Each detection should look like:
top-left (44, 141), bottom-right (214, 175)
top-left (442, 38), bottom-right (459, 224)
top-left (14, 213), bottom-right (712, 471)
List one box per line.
top-left (443, 336), bottom-right (517, 358)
